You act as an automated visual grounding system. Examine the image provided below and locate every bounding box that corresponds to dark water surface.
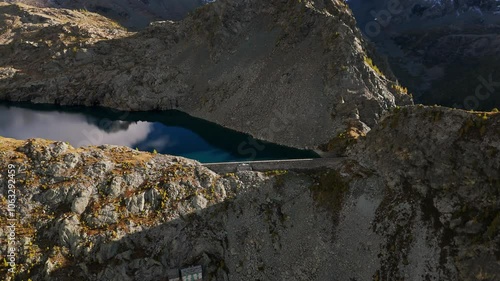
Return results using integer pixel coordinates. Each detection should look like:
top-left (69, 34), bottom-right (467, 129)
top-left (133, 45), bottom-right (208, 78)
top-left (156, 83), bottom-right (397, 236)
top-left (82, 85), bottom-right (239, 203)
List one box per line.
top-left (0, 102), bottom-right (318, 163)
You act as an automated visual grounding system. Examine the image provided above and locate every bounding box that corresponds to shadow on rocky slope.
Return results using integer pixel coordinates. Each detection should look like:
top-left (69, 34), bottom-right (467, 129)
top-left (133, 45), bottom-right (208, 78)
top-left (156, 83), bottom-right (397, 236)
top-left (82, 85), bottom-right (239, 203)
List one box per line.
top-left (1, 106), bottom-right (499, 280)
top-left (347, 0), bottom-right (500, 111)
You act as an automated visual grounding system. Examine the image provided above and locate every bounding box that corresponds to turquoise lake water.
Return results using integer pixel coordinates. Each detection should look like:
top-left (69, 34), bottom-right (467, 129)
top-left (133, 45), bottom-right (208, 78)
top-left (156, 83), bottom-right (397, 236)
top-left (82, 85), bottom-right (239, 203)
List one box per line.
top-left (0, 102), bottom-right (318, 163)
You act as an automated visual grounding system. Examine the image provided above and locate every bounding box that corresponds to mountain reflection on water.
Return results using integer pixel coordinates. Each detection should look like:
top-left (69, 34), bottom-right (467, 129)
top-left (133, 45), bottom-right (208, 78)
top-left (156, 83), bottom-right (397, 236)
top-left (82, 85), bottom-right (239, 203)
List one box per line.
top-left (0, 102), bottom-right (318, 163)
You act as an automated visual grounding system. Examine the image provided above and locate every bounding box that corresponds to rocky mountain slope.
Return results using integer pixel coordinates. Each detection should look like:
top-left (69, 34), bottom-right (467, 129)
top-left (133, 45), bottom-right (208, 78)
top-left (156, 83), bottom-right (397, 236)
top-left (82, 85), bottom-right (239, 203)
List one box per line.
top-left (6, 0), bottom-right (207, 29)
top-left (348, 0), bottom-right (500, 110)
top-left (0, 1), bottom-right (498, 280)
top-left (0, 106), bottom-right (498, 280)
top-left (350, 105), bottom-right (500, 281)
top-left (0, 0), bottom-right (412, 149)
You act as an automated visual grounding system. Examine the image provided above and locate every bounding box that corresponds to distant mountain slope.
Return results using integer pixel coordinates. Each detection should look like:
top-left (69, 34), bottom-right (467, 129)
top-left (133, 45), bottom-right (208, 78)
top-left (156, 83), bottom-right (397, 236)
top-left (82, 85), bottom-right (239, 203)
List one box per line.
top-left (0, 0), bottom-right (412, 150)
top-left (347, 0), bottom-right (500, 111)
top-left (5, 0), bottom-right (207, 29)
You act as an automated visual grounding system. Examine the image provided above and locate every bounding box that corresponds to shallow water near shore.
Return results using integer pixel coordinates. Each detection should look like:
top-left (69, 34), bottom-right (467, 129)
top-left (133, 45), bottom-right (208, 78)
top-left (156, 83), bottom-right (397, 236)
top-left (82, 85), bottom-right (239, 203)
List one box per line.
top-left (0, 102), bottom-right (319, 163)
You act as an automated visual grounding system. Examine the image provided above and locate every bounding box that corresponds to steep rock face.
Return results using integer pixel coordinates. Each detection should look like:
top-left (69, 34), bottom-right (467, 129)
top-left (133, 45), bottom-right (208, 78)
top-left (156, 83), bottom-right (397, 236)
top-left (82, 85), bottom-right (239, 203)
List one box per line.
top-left (0, 0), bottom-right (412, 149)
top-left (350, 106), bottom-right (500, 280)
top-left (6, 0), bottom-right (207, 29)
top-left (347, 0), bottom-right (500, 110)
top-left (0, 106), bottom-right (498, 281)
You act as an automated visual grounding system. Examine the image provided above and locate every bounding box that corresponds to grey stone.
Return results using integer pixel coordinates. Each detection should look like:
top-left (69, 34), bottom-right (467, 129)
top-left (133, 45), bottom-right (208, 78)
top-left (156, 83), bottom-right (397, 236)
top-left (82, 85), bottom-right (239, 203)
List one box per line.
top-left (63, 153), bottom-right (81, 169)
top-left (84, 161), bottom-right (114, 178)
top-left (123, 172), bottom-right (144, 189)
top-left (59, 215), bottom-right (82, 253)
top-left (107, 176), bottom-right (124, 198)
top-left (144, 188), bottom-right (161, 209)
top-left (72, 188), bottom-right (91, 214)
top-left (191, 194), bottom-right (208, 211)
top-left (50, 141), bottom-right (70, 157)
top-left (86, 204), bottom-right (119, 228)
top-left (126, 192), bottom-right (145, 214)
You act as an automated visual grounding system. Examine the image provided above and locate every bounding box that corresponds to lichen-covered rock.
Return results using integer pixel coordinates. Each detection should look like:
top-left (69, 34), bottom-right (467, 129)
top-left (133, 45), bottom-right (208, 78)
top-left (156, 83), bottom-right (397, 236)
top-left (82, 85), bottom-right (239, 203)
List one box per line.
top-left (0, 137), bottom-right (236, 280)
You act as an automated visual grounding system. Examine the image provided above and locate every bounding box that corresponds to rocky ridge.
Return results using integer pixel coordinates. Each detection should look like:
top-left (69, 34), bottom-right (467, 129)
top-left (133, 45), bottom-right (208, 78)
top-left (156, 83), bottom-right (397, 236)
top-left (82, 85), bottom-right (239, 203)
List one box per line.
top-left (0, 0), bottom-right (412, 149)
top-left (350, 105), bottom-right (500, 280)
top-left (0, 106), bottom-right (499, 280)
top-left (6, 0), bottom-right (208, 29)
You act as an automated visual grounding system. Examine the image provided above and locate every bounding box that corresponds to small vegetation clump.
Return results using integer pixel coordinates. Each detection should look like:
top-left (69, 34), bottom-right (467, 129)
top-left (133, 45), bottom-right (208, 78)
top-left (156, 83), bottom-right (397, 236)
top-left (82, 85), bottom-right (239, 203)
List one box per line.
top-left (364, 56), bottom-right (384, 77)
top-left (264, 170), bottom-right (288, 177)
top-left (320, 127), bottom-right (363, 155)
top-left (391, 83), bottom-right (409, 95)
top-left (459, 113), bottom-right (490, 137)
